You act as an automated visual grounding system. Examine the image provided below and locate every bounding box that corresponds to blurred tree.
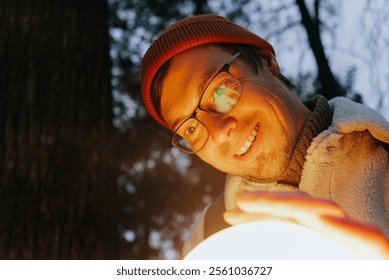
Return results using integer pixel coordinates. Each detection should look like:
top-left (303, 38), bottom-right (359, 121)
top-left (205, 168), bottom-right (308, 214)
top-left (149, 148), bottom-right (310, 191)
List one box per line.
top-left (235, 0), bottom-right (366, 102)
top-left (0, 0), bottom-right (119, 259)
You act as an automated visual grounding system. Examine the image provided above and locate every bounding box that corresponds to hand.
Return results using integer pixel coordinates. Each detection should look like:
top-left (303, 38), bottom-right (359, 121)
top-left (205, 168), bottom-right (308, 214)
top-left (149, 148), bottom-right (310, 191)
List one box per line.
top-left (223, 191), bottom-right (389, 259)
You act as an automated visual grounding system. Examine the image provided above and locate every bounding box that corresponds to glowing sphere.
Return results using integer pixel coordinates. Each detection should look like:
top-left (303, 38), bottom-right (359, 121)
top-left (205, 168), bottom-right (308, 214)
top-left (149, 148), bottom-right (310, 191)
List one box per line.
top-left (184, 221), bottom-right (362, 259)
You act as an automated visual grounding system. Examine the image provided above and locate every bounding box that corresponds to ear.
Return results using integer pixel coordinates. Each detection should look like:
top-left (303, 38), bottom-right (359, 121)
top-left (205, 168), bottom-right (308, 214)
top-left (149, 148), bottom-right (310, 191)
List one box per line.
top-left (261, 53), bottom-right (280, 76)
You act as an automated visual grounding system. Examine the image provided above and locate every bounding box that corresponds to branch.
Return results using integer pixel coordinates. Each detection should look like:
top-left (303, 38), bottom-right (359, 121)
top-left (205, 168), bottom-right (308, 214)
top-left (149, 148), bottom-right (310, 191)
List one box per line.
top-left (295, 0), bottom-right (345, 98)
top-left (314, 0), bottom-right (320, 25)
top-left (266, 21), bottom-right (300, 40)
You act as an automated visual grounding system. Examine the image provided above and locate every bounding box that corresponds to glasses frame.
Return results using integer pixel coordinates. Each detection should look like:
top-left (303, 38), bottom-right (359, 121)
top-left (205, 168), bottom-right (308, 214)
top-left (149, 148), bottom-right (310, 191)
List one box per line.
top-left (172, 51), bottom-right (242, 154)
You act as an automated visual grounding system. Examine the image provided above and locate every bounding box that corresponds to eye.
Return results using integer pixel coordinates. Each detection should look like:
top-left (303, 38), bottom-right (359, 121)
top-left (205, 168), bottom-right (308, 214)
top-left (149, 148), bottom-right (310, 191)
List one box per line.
top-left (185, 124), bottom-right (197, 135)
top-left (179, 118), bottom-right (201, 141)
top-left (200, 71), bottom-right (241, 113)
top-left (215, 85), bottom-right (226, 97)
top-left (212, 82), bottom-right (240, 113)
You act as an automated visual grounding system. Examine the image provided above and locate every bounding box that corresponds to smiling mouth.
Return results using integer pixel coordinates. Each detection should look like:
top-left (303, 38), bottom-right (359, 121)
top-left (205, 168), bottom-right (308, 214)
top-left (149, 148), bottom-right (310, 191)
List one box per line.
top-left (235, 123), bottom-right (259, 156)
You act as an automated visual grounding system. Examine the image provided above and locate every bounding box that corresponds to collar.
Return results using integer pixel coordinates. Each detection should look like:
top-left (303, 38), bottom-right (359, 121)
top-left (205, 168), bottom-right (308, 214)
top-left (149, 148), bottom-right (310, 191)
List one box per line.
top-left (275, 95), bottom-right (332, 186)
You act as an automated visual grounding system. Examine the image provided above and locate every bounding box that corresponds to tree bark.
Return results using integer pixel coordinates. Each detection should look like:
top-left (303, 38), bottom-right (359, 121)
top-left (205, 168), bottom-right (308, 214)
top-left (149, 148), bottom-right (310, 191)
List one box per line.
top-left (0, 0), bottom-right (119, 259)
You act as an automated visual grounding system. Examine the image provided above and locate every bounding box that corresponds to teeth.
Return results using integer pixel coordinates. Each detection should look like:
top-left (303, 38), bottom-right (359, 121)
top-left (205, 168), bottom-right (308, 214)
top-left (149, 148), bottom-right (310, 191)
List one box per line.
top-left (236, 124), bottom-right (259, 156)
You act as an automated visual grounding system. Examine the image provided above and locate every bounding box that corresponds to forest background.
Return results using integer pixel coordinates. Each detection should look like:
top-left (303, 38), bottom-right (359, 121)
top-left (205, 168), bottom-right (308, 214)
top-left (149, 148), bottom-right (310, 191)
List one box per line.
top-left (0, 0), bottom-right (388, 259)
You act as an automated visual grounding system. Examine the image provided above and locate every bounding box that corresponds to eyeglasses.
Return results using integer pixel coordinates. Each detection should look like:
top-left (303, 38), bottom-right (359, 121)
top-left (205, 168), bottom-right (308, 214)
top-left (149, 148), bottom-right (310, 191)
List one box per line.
top-left (172, 51), bottom-right (242, 154)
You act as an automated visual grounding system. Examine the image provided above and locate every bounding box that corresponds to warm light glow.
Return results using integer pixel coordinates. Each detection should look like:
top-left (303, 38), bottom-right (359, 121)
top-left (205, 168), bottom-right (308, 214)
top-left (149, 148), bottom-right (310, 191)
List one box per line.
top-left (184, 221), bottom-right (364, 260)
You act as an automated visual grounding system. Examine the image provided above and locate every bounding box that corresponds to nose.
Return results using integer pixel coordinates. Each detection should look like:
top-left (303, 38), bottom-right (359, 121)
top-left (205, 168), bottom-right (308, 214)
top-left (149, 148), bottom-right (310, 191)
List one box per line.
top-left (201, 113), bottom-right (237, 145)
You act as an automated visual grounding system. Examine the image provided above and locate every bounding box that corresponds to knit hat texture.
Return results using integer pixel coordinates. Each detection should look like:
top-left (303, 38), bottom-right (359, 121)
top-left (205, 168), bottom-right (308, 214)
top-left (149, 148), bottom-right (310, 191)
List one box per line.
top-left (141, 14), bottom-right (275, 127)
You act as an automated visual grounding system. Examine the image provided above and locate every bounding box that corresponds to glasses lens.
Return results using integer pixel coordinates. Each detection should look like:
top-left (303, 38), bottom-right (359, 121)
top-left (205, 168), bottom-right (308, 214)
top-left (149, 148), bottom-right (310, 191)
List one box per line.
top-left (201, 71), bottom-right (241, 114)
top-left (172, 117), bottom-right (208, 153)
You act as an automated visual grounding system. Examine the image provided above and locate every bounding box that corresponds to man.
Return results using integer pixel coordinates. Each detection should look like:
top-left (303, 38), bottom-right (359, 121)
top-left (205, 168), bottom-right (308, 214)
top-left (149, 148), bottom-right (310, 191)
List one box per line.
top-left (141, 14), bottom-right (389, 258)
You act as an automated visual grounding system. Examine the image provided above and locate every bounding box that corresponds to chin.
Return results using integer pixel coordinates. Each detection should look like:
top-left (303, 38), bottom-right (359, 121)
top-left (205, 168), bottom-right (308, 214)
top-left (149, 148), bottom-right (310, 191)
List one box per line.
top-left (241, 154), bottom-right (290, 182)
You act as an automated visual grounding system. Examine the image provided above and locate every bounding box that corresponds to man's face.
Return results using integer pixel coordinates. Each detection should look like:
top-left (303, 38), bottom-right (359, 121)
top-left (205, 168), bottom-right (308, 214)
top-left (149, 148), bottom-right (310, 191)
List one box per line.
top-left (160, 45), bottom-right (309, 182)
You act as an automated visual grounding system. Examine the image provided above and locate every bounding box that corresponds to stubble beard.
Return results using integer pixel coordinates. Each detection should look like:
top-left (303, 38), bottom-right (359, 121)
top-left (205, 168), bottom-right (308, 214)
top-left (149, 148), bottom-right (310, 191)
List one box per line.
top-left (240, 140), bottom-right (292, 183)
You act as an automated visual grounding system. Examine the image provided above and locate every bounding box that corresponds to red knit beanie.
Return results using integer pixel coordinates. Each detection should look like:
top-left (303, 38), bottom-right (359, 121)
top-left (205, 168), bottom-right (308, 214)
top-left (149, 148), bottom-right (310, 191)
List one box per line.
top-left (141, 14), bottom-right (275, 127)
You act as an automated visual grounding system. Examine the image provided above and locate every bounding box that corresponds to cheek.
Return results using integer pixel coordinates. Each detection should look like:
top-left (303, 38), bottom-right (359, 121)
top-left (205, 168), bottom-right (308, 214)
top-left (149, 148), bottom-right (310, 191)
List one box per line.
top-left (239, 81), bottom-right (274, 106)
top-left (235, 86), bottom-right (276, 123)
top-left (196, 146), bottom-right (230, 170)
top-left (197, 144), bottom-right (218, 162)
top-left (240, 83), bottom-right (294, 127)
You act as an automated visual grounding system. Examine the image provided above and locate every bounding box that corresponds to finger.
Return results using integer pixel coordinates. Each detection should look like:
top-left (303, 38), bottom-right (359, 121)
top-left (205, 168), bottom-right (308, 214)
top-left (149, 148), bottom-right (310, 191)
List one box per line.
top-left (319, 215), bottom-right (389, 259)
top-left (223, 208), bottom-right (298, 226)
top-left (236, 191), bottom-right (347, 221)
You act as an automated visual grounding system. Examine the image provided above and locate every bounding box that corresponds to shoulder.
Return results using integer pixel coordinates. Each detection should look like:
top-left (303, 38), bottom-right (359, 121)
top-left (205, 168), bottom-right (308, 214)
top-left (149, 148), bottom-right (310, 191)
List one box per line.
top-left (182, 193), bottom-right (229, 258)
top-left (328, 97), bottom-right (389, 144)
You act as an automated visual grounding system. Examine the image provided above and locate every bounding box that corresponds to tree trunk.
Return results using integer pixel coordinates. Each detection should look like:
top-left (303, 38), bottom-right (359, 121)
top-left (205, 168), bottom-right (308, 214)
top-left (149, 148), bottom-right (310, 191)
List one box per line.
top-left (0, 0), bottom-right (119, 259)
